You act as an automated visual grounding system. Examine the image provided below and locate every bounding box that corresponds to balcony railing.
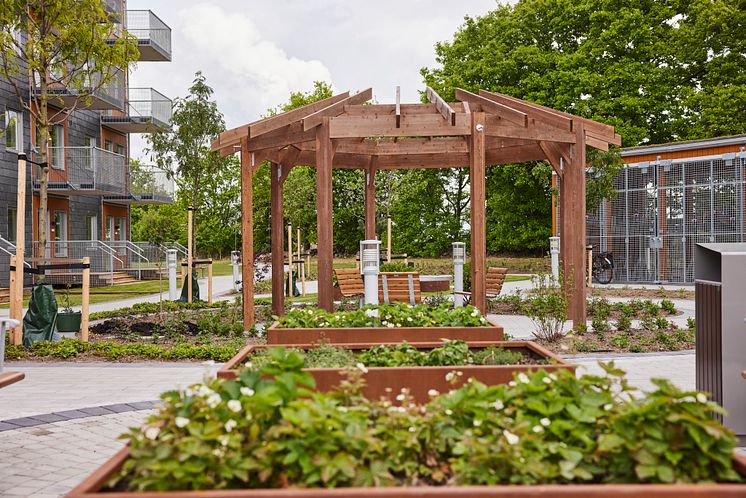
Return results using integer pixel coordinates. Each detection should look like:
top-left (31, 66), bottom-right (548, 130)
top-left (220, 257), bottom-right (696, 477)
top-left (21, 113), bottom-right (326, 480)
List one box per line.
top-left (34, 70), bottom-right (125, 111)
top-left (32, 146), bottom-right (127, 196)
top-left (104, 0), bottom-right (123, 20)
top-left (104, 164), bottom-right (174, 204)
top-left (126, 10), bottom-right (172, 61)
top-left (101, 87), bottom-right (172, 133)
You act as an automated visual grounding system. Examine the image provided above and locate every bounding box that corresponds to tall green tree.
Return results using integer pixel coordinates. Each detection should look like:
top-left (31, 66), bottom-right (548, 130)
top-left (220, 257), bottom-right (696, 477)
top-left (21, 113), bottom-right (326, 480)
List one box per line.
top-left (0, 0), bottom-right (137, 251)
top-left (147, 71), bottom-right (226, 251)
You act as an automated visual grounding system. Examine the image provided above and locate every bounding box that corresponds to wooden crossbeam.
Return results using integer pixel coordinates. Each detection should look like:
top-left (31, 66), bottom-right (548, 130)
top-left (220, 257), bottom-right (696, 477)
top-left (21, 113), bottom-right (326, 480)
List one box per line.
top-left (343, 103), bottom-right (443, 115)
top-left (247, 122), bottom-right (316, 151)
top-left (585, 133), bottom-right (609, 151)
top-left (478, 90), bottom-right (572, 131)
top-left (249, 91), bottom-right (351, 138)
top-left (302, 88), bottom-right (373, 132)
top-left (484, 115), bottom-right (576, 143)
top-left (538, 141), bottom-right (568, 178)
top-left (329, 112), bottom-right (471, 138)
top-left (395, 86), bottom-right (401, 128)
top-left (455, 88), bottom-right (528, 127)
top-left (426, 86), bottom-right (456, 125)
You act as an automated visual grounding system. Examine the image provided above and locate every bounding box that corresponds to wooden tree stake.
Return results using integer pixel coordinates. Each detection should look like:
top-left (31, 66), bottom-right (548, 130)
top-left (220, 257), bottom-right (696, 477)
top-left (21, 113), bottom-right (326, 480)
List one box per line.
top-left (81, 257), bottom-right (90, 342)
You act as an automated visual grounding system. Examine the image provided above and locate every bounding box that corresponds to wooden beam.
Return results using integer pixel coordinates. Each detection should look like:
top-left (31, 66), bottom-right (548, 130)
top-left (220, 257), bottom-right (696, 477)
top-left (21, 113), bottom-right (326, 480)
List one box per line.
top-left (470, 112), bottom-right (487, 314)
top-left (270, 161), bottom-right (285, 316)
top-left (563, 124), bottom-right (587, 326)
top-left (395, 86), bottom-right (401, 128)
top-left (302, 88), bottom-right (373, 132)
top-left (426, 86), bottom-right (456, 126)
top-left (240, 137), bottom-right (255, 330)
top-left (538, 141), bottom-right (567, 178)
top-left (247, 122), bottom-right (316, 152)
top-left (329, 112), bottom-right (471, 138)
top-left (485, 115), bottom-right (576, 143)
top-left (365, 157), bottom-right (377, 239)
top-left (455, 88), bottom-right (528, 127)
top-left (316, 117), bottom-right (334, 311)
top-left (343, 103), bottom-right (441, 115)
top-left (586, 131), bottom-right (610, 151)
top-left (478, 89), bottom-right (573, 132)
top-left (249, 92), bottom-right (350, 138)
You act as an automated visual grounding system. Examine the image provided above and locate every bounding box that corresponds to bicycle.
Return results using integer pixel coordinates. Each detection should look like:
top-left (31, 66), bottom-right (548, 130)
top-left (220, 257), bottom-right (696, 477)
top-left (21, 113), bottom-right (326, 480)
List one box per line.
top-left (591, 249), bottom-right (614, 284)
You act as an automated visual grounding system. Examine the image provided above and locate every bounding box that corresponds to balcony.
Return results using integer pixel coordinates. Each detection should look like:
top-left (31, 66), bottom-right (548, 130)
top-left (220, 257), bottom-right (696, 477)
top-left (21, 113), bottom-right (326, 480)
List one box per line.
top-left (105, 164), bottom-right (174, 204)
top-left (32, 147), bottom-right (126, 196)
top-left (101, 88), bottom-right (172, 133)
top-left (104, 0), bottom-right (123, 21)
top-left (125, 10), bottom-right (171, 62)
top-left (34, 70), bottom-right (125, 111)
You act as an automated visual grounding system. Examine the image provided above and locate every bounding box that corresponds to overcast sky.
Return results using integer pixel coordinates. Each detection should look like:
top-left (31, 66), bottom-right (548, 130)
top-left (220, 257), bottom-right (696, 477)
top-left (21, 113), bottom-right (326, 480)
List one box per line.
top-left (127, 0), bottom-right (499, 160)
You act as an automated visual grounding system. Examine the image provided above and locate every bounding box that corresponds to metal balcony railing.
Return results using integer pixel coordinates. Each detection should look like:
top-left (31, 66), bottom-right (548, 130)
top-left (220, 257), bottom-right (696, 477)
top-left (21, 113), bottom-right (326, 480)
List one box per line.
top-left (32, 146), bottom-right (127, 196)
top-left (104, 163), bottom-right (174, 204)
top-left (35, 69), bottom-right (125, 111)
top-left (104, 0), bottom-right (123, 19)
top-left (101, 88), bottom-right (172, 133)
top-left (126, 10), bottom-right (172, 61)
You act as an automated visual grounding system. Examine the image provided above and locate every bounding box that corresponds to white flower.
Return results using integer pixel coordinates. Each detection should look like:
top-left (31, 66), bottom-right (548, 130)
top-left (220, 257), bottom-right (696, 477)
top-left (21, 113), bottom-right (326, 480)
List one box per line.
top-left (517, 373), bottom-right (530, 384)
top-left (548, 373), bottom-right (558, 381)
top-left (338, 406), bottom-right (348, 413)
top-left (227, 400), bottom-right (242, 413)
top-left (396, 394), bottom-right (406, 401)
top-left (540, 417), bottom-right (551, 427)
top-left (212, 448), bottom-right (224, 457)
top-left (445, 409), bottom-right (453, 416)
top-left (696, 393), bottom-right (708, 403)
top-left (503, 430), bottom-right (519, 445)
top-left (542, 377), bottom-right (552, 384)
top-left (356, 362), bottom-right (369, 374)
top-left (224, 419), bottom-right (237, 432)
top-left (471, 309), bottom-right (480, 317)
top-left (445, 372), bottom-right (456, 382)
top-left (397, 406), bottom-right (406, 413)
top-left (240, 387), bottom-right (255, 397)
top-left (175, 417), bottom-right (190, 428)
top-left (144, 426), bottom-right (160, 440)
top-left (364, 309), bottom-right (378, 318)
top-left (408, 426), bottom-right (416, 433)
top-left (428, 389), bottom-right (439, 397)
top-left (206, 394), bottom-right (221, 409)
top-left (492, 400), bottom-right (504, 410)
top-left (603, 403), bottom-right (613, 411)
top-left (473, 419), bottom-right (482, 427)
top-left (406, 317), bottom-right (413, 322)
top-left (219, 435), bottom-right (229, 446)
top-left (387, 323), bottom-right (395, 328)
top-left (508, 381), bottom-right (517, 387)
top-left (533, 425), bottom-right (544, 433)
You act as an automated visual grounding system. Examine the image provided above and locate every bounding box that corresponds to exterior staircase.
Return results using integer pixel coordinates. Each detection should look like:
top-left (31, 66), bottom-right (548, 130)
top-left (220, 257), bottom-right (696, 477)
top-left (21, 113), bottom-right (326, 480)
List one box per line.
top-left (103, 272), bottom-right (140, 285)
top-left (0, 288), bottom-right (9, 304)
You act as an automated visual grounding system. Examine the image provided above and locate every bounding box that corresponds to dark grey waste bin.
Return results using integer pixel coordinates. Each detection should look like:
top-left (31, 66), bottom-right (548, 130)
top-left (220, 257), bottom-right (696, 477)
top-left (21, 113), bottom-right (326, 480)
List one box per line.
top-left (695, 243), bottom-right (746, 438)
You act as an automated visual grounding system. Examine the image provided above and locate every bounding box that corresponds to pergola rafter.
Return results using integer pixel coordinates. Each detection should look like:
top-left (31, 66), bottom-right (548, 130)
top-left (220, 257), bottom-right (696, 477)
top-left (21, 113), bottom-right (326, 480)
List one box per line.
top-left (212, 87), bottom-right (620, 331)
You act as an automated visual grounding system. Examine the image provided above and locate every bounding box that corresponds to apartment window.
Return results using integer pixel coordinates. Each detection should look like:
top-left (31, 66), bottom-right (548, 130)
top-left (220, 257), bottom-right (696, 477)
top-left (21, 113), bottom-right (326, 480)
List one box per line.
top-left (104, 140), bottom-right (113, 152)
top-left (38, 125), bottom-right (65, 169)
top-left (6, 208), bottom-right (17, 242)
top-left (115, 144), bottom-right (125, 156)
top-left (116, 216), bottom-right (126, 240)
top-left (86, 214), bottom-right (98, 241)
top-left (5, 109), bottom-right (23, 152)
top-left (53, 210), bottom-right (68, 257)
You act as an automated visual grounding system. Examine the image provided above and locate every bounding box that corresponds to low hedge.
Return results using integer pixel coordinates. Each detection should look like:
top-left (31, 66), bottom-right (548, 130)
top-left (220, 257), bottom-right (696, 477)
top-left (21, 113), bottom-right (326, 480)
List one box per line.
top-left (90, 300), bottom-right (235, 321)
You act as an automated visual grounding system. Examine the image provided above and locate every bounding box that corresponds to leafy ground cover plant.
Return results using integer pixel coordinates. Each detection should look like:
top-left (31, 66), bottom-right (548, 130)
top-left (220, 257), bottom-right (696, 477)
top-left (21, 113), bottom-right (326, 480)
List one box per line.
top-left (520, 275), bottom-right (568, 342)
top-left (113, 357), bottom-right (740, 491)
top-left (246, 341), bottom-right (528, 371)
top-left (275, 303), bottom-right (489, 329)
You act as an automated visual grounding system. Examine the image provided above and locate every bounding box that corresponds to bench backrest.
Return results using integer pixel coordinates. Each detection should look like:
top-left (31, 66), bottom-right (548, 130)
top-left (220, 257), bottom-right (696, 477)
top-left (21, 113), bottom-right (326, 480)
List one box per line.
top-left (334, 268), bottom-right (364, 297)
top-left (486, 267), bottom-right (508, 296)
top-left (379, 272), bottom-right (422, 305)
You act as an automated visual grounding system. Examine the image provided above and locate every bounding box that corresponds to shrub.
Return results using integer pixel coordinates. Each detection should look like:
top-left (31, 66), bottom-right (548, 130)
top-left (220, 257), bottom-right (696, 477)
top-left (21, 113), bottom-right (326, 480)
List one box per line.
top-left (521, 275), bottom-right (568, 342)
top-left (660, 299), bottom-right (677, 315)
top-left (379, 261), bottom-right (411, 273)
top-left (687, 317), bottom-right (696, 330)
top-left (591, 316), bottom-right (610, 333)
top-left (116, 360), bottom-right (741, 491)
top-left (655, 317), bottom-right (670, 330)
top-left (615, 315), bottom-right (632, 332)
top-left (588, 297), bottom-right (612, 319)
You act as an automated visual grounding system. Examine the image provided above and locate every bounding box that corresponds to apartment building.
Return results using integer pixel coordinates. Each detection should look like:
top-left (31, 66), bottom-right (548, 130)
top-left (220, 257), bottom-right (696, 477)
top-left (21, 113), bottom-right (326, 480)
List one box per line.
top-left (0, 2), bottom-right (178, 291)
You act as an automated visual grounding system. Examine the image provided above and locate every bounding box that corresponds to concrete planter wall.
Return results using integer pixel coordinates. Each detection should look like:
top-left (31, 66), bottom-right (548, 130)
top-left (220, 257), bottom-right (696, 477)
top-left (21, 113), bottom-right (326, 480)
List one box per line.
top-left (67, 446), bottom-right (746, 497)
top-left (266, 318), bottom-right (504, 345)
top-left (218, 340), bottom-right (572, 403)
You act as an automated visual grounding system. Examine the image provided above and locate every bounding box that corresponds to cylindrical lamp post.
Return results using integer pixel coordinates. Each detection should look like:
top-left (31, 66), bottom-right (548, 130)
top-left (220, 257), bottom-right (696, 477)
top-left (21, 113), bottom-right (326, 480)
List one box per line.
top-left (231, 250), bottom-right (241, 292)
top-left (360, 240), bottom-right (381, 306)
top-left (453, 242), bottom-right (466, 308)
top-left (549, 237), bottom-right (560, 284)
top-left (166, 249), bottom-right (178, 301)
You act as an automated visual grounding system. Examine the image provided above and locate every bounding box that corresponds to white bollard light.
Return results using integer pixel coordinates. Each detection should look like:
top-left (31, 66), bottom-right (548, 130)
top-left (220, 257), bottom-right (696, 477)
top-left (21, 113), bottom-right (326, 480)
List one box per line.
top-left (550, 237), bottom-right (560, 283)
top-left (231, 250), bottom-right (241, 292)
top-left (167, 250), bottom-right (178, 301)
top-left (453, 242), bottom-right (465, 307)
top-left (360, 240), bottom-right (381, 306)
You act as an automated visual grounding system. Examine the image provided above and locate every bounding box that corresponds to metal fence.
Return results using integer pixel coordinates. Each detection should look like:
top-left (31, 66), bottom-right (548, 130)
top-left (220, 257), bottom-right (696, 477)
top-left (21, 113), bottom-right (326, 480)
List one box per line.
top-left (32, 147), bottom-right (127, 196)
top-left (126, 87), bottom-right (172, 126)
top-left (560, 153), bottom-right (746, 284)
top-left (126, 10), bottom-right (172, 58)
top-left (129, 164), bottom-right (174, 203)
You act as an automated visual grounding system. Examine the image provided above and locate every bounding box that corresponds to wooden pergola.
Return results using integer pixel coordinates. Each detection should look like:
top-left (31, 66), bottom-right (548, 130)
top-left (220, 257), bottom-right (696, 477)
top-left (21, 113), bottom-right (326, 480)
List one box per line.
top-left (210, 87), bottom-right (621, 330)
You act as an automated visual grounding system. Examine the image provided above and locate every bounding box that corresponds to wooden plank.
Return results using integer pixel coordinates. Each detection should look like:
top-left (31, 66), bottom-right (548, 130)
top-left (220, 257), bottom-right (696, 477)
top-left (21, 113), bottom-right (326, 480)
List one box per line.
top-left (316, 117), bottom-right (334, 312)
top-left (249, 91), bottom-right (350, 138)
top-left (11, 156), bottom-right (26, 345)
top-left (585, 133), bottom-right (609, 151)
top-left (478, 89), bottom-right (573, 132)
top-left (81, 257), bottom-right (90, 342)
top-left (565, 123), bottom-right (587, 325)
top-left (270, 161), bottom-right (285, 316)
top-left (485, 115), bottom-right (576, 143)
top-left (395, 86), bottom-right (401, 128)
top-left (538, 141), bottom-right (566, 178)
top-left (365, 157), bottom-right (377, 239)
top-left (240, 137), bottom-right (255, 329)
top-left (329, 112), bottom-right (471, 138)
top-left (302, 88), bottom-right (373, 132)
top-left (247, 122), bottom-right (316, 151)
top-left (343, 103), bottom-right (441, 115)
top-left (426, 86), bottom-right (456, 125)
top-left (455, 88), bottom-right (528, 127)
top-left (470, 112), bottom-right (487, 314)
top-left (187, 209), bottom-right (193, 304)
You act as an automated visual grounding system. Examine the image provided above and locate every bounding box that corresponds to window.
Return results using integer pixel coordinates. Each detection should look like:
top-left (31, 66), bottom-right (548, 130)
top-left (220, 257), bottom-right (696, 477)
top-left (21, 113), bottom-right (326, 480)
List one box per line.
top-left (6, 208), bottom-right (17, 242)
top-left (106, 216), bottom-right (115, 242)
top-left (104, 140), bottom-right (113, 152)
top-left (5, 110), bottom-right (23, 152)
top-left (53, 210), bottom-right (68, 257)
top-left (86, 214), bottom-right (98, 240)
top-left (116, 216), bottom-right (126, 240)
top-left (38, 125), bottom-right (65, 168)
top-left (115, 144), bottom-right (125, 156)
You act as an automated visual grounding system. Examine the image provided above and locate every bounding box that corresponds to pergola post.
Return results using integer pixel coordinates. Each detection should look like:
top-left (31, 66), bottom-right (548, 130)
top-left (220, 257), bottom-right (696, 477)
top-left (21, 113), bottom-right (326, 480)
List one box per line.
top-left (240, 137), bottom-right (255, 330)
top-left (563, 124), bottom-right (587, 325)
top-left (364, 159), bottom-right (377, 239)
top-left (316, 117), bottom-right (334, 311)
top-left (270, 161), bottom-right (285, 316)
top-left (469, 111), bottom-right (487, 314)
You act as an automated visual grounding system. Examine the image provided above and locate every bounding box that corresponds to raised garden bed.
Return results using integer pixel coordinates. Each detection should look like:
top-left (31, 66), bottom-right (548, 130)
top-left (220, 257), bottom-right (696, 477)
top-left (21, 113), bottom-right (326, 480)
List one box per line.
top-left (419, 274), bottom-right (451, 292)
top-left (218, 340), bottom-right (571, 403)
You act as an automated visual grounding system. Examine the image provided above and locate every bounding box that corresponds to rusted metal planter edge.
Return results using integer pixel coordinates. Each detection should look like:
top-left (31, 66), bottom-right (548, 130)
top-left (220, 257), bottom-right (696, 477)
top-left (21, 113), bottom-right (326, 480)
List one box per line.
top-left (67, 446), bottom-right (746, 497)
top-left (266, 317), bottom-right (504, 345)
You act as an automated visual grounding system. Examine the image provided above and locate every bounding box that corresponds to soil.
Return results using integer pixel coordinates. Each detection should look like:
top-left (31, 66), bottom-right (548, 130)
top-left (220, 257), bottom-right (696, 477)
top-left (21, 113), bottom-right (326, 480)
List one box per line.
top-left (589, 287), bottom-right (694, 300)
top-left (538, 327), bottom-right (695, 355)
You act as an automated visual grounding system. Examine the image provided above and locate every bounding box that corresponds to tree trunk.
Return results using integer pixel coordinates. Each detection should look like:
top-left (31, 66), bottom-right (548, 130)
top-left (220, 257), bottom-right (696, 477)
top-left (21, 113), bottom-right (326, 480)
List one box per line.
top-left (38, 78), bottom-right (50, 264)
top-left (192, 177), bottom-right (200, 255)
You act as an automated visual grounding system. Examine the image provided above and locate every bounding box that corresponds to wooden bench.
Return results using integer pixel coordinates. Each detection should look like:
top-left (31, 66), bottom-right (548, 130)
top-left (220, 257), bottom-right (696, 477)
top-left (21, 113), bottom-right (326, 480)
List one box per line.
top-left (379, 272), bottom-right (422, 305)
top-left (455, 267), bottom-right (508, 301)
top-left (334, 268), bottom-right (365, 300)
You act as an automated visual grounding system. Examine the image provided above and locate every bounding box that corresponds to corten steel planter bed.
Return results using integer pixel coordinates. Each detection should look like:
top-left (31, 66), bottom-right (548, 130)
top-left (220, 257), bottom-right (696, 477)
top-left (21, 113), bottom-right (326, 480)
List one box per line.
top-left (218, 340), bottom-right (572, 403)
top-left (67, 445), bottom-right (746, 497)
top-left (419, 274), bottom-right (452, 293)
top-left (266, 317), bottom-right (504, 345)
